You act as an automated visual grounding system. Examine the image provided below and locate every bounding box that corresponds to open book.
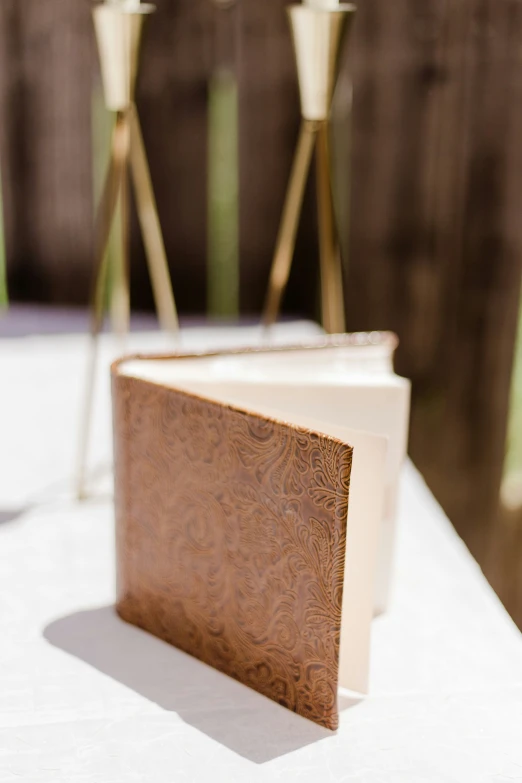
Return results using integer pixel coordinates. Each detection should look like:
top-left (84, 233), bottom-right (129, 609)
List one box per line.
top-left (111, 333), bottom-right (410, 730)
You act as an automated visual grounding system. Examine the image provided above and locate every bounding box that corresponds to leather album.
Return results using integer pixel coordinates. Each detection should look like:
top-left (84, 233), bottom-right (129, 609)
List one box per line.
top-left (111, 333), bottom-right (410, 730)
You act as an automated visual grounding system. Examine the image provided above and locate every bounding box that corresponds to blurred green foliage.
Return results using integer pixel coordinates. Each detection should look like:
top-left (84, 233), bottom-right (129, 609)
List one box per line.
top-left (207, 69), bottom-right (239, 318)
top-left (92, 83), bottom-right (123, 315)
top-left (505, 295), bottom-right (522, 478)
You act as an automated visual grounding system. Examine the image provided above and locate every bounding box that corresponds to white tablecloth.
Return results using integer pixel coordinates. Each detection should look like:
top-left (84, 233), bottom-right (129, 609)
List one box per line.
top-left (1, 323), bottom-right (521, 782)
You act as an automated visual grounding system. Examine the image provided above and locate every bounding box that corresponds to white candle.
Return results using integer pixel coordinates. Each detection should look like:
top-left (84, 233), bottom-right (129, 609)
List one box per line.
top-left (106, 0), bottom-right (141, 7)
top-left (304, 0), bottom-right (340, 8)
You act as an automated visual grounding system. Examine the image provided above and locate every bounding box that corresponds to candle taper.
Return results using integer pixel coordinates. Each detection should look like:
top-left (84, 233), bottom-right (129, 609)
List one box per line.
top-left (263, 3), bottom-right (355, 333)
top-left (77, 1), bottom-right (178, 499)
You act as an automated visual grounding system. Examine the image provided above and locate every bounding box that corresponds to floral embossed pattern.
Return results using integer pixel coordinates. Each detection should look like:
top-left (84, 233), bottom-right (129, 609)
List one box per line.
top-left (112, 371), bottom-right (353, 730)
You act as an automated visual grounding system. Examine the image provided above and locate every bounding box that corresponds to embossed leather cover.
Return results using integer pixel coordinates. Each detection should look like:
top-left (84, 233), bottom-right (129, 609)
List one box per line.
top-left (112, 368), bottom-right (353, 730)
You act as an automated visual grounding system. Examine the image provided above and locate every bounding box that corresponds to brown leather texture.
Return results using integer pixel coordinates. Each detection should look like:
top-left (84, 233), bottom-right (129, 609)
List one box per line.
top-left (112, 369), bottom-right (353, 730)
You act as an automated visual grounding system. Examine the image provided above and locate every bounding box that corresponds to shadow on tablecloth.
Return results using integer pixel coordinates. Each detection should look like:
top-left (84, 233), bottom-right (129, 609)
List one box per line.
top-left (0, 508), bottom-right (26, 525)
top-left (44, 605), bottom-right (361, 763)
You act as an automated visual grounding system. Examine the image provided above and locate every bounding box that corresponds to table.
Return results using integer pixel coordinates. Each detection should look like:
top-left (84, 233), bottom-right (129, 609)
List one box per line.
top-left (1, 314), bottom-right (521, 781)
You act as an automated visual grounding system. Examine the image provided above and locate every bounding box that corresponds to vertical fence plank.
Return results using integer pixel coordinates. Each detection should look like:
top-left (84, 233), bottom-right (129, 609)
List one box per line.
top-left (131, 0), bottom-right (212, 314)
top-left (0, 1), bottom-right (94, 302)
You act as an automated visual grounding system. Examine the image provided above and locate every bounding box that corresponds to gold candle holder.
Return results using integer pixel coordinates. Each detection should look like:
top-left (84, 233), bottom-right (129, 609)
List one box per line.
top-left (91, 1), bottom-right (178, 334)
top-left (77, 1), bottom-right (178, 499)
top-left (263, 4), bottom-right (355, 334)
